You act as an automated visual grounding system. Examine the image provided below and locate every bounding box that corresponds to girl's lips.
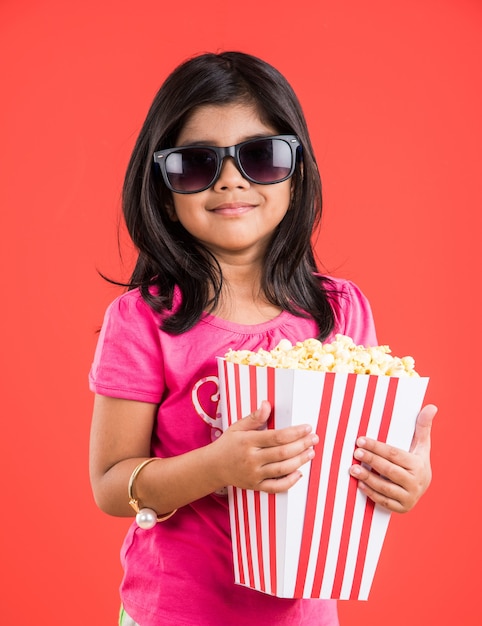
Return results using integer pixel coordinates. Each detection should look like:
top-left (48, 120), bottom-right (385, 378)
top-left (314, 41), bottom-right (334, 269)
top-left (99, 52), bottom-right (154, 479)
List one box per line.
top-left (210, 202), bottom-right (256, 215)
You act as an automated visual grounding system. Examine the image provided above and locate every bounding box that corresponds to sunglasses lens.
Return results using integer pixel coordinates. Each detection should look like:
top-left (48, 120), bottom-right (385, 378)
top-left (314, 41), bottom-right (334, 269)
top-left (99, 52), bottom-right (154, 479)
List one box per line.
top-left (165, 148), bottom-right (217, 192)
top-left (239, 138), bottom-right (293, 183)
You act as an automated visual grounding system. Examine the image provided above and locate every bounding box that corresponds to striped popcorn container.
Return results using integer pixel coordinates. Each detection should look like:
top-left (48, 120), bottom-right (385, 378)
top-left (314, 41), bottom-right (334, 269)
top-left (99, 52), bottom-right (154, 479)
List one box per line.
top-left (217, 358), bottom-right (429, 600)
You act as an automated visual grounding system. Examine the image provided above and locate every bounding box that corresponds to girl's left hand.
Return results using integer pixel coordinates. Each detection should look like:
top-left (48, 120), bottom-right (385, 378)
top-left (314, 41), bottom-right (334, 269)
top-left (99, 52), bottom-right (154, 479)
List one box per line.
top-left (349, 404), bottom-right (437, 513)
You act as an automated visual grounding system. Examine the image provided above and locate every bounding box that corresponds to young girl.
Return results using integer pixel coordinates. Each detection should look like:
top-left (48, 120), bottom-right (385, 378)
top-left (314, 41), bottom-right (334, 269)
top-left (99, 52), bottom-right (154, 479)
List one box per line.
top-left (89, 51), bottom-right (436, 626)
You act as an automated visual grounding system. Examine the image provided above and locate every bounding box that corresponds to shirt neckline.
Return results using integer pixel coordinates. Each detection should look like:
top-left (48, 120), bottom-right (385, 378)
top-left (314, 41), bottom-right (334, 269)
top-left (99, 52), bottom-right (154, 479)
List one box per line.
top-left (200, 309), bottom-right (292, 334)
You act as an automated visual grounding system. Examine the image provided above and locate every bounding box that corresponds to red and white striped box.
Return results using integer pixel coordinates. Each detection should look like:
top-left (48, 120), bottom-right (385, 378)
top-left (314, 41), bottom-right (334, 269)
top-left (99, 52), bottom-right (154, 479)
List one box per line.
top-left (217, 358), bottom-right (429, 600)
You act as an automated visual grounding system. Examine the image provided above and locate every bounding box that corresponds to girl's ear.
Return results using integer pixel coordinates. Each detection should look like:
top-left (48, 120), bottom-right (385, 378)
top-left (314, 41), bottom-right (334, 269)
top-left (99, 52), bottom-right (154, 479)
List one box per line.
top-left (298, 160), bottom-right (305, 180)
top-left (289, 163), bottom-right (303, 203)
top-left (165, 198), bottom-right (178, 221)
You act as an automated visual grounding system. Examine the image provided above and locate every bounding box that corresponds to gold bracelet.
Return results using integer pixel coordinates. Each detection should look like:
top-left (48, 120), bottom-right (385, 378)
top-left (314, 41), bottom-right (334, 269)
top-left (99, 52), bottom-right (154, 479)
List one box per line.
top-left (128, 458), bottom-right (177, 529)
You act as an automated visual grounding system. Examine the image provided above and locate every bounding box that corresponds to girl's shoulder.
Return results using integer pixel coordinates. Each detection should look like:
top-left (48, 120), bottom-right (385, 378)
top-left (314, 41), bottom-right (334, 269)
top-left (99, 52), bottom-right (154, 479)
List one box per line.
top-left (317, 274), bottom-right (378, 345)
top-left (90, 288), bottom-right (166, 403)
top-left (104, 287), bottom-right (158, 322)
top-left (317, 274), bottom-right (370, 303)
top-left (104, 284), bottom-right (181, 321)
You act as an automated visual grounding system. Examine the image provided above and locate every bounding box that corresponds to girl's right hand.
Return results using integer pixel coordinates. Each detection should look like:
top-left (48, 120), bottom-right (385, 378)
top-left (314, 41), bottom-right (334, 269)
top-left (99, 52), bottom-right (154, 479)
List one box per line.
top-left (212, 400), bottom-right (318, 494)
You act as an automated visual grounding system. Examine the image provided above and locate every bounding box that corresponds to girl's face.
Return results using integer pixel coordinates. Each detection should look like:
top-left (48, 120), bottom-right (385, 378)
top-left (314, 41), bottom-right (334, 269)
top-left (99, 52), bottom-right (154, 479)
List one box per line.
top-left (169, 102), bottom-right (292, 264)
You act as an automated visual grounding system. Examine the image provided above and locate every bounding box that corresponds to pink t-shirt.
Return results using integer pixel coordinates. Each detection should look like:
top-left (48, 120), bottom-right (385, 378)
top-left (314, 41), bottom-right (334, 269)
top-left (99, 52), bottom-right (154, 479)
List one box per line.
top-left (89, 277), bottom-right (377, 626)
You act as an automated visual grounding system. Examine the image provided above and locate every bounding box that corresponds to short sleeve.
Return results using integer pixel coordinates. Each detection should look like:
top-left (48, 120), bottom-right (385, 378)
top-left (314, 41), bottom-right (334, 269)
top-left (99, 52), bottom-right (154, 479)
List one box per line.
top-left (332, 280), bottom-right (378, 346)
top-left (88, 291), bottom-right (164, 403)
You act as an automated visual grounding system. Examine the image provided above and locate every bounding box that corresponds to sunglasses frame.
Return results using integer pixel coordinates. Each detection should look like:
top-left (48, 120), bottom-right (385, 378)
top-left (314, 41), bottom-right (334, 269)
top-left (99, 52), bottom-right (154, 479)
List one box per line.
top-left (153, 134), bottom-right (301, 194)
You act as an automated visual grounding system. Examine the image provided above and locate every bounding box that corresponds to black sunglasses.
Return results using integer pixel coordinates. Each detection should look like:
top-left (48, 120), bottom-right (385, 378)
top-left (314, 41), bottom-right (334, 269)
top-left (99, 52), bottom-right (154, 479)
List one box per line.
top-left (153, 134), bottom-right (301, 194)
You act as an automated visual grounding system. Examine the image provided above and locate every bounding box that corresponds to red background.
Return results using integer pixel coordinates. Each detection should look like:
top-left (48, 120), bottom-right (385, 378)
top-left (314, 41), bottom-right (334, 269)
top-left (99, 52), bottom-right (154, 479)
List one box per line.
top-left (1, 0), bottom-right (481, 623)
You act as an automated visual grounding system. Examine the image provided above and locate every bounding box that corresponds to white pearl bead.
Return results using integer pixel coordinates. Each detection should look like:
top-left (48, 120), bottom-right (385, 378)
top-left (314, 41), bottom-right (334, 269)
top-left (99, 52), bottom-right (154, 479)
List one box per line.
top-left (136, 508), bottom-right (158, 530)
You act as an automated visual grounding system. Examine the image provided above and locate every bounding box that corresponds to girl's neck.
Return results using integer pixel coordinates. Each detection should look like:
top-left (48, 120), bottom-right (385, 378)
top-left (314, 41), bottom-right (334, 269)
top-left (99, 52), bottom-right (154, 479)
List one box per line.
top-left (211, 290), bottom-right (282, 324)
top-left (209, 256), bottom-right (282, 324)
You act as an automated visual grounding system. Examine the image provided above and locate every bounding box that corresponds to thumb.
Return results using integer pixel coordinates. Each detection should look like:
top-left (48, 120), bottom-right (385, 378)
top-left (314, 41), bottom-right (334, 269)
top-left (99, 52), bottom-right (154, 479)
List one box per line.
top-left (409, 404), bottom-right (438, 454)
top-left (230, 400), bottom-right (272, 432)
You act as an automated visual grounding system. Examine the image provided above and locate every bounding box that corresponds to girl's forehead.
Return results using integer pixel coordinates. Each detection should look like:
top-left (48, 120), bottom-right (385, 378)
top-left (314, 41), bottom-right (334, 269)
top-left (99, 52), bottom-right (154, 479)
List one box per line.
top-left (176, 102), bottom-right (278, 147)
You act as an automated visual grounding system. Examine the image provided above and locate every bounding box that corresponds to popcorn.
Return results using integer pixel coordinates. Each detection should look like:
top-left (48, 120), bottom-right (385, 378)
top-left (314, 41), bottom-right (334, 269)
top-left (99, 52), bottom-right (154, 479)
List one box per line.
top-left (218, 335), bottom-right (429, 600)
top-left (225, 334), bottom-right (419, 377)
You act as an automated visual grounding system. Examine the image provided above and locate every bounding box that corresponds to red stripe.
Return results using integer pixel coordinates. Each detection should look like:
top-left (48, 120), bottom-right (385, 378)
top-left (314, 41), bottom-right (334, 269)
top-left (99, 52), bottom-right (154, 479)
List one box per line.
top-left (249, 365), bottom-right (258, 413)
top-left (229, 364), bottom-right (246, 584)
top-left (293, 372), bottom-right (336, 598)
top-left (233, 364), bottom-right (246, 584)
top-left (241, 489), bottom-right (255, 588)
top-left (232, 487), bottom-right (245, 585)
top-left (378, 377), bottom-right (399, 443)
top-left (234, 364), bottom-right (242, 422)
top-left (254, 492), bottom-right (265, 591)
top-left (223, 360), bottom-right (233, 427)
top-left (267, 367), bottom-right (277, 595)
top-left (249, 365), bottom-right (266, 592)
top-left (267, 367), bottom-right (275, 429)
top-left (349, 501), bottom-right (374, 599)
top-left (311, 373), bottom-right (358, 597)
top-left (331, 375), bottom-right (378, 598)
top-left (239, 366), bottom-right (260, 590)
top-left (349, 376), bottom-right (399, 599)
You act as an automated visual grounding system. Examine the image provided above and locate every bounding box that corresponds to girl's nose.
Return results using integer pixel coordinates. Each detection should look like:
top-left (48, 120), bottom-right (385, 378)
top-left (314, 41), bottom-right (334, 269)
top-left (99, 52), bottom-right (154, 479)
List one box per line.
top-left (213, 157), bottom-right (250, 191)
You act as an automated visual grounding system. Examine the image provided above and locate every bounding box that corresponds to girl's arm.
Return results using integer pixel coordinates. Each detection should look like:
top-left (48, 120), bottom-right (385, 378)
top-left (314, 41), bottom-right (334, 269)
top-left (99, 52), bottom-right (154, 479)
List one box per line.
top-left (349, 404), bottom-right (437, 513)
top-left (89, 395), bottom-right (318, 518)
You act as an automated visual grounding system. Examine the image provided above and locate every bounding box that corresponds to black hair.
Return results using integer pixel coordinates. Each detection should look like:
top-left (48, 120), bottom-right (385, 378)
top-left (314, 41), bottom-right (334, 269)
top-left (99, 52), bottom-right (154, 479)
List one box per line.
top-left (121, 51), bottom-right (336, 338)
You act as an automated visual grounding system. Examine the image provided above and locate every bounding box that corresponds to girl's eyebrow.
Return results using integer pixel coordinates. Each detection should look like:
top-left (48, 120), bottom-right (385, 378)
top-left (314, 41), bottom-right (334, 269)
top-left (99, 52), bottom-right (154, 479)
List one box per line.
top-left (176, 133), bottom-right (275, 148)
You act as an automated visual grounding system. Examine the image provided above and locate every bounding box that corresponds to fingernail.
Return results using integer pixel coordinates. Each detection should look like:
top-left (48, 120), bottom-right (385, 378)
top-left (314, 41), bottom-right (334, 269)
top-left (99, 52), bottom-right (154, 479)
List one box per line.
top-left (354, 449), bottom-right (364, 460)
top-left (350, 465), bottom-right (361, 476)
top-left (311, 434), bottom-right (319, 445)
top-left (357, 437), bottom-right (366, 446)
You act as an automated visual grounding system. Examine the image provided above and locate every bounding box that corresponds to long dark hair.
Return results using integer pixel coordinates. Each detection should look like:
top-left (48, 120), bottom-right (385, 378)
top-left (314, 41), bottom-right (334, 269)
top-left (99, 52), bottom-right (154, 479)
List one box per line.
top-left (121, 51), bottom-right (336, 338)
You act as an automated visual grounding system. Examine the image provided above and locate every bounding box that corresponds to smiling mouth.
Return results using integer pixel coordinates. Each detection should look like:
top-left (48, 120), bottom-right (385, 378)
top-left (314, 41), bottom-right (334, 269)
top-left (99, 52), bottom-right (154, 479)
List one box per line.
top-left (211, 202), bottom-right (256, 215)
